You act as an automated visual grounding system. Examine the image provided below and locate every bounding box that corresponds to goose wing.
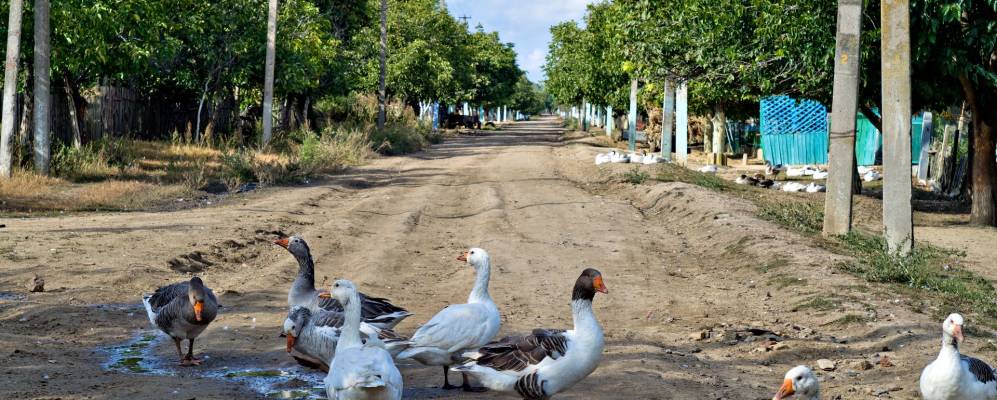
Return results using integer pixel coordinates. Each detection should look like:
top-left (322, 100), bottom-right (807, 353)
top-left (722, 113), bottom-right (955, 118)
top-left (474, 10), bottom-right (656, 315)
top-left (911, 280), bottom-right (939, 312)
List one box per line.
top-left (470, 329), bottom-right (568, 372)
top-left (409, 303), bottom-right (496, 351)
top-left (962, 355), bottom-right (997, 384)
top-left (145, 282), bottom-right (189, 312)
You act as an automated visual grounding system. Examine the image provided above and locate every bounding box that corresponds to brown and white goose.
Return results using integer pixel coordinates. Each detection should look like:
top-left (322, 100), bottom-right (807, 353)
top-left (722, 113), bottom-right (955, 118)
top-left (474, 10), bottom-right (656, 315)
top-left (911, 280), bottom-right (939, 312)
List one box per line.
top-left (142, 277), bottom-right (218, 366)
top-left (275, 236), bottom-right (411, 329)
top-left (452, 268), bottom-right (607, 399)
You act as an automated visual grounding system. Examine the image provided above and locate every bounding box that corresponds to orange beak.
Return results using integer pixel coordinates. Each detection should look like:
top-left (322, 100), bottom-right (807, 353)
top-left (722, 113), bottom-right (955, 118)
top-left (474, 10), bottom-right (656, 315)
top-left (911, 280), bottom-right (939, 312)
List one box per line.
top-left (274, 238), bottom-right (289, 248)
top-left (773, 378), bottom-right (795, 400)
top-left (457, 251), bottom-right (468, 262)
top-left (593, 275), bottom-right (608, 294)
top-left (193, 301), bottom-right (204, 322)
top-left (286, 334), bottom-right (296, 352)
top-left (953, 324), bottom-right (965, 342)
top-left (318, 290), bottom-right (332, 299)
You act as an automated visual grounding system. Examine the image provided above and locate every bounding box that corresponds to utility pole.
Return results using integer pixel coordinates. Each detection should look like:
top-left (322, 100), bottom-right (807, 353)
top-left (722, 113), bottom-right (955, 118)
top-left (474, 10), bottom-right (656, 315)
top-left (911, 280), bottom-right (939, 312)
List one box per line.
top-left (628, 78), bottom-right (638, 152)
top-left (262, 0), bottom-right (277, 145)
top-left (881, 0), bottom-right (913, 254)
top-left (823, 0), bottom-right (863, 236)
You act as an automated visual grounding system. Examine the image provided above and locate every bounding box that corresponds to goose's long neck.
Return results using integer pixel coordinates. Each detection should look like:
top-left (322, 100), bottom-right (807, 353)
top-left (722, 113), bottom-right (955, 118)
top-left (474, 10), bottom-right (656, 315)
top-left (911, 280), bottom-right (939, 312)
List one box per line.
top-left (939, 332), bottom-right (960, 359)
top-left (571, 299), bottom-right (600, 334)
top-left (467, 261), bottom-right (492, 304)
top-left (291, 254), bottom-right (317, 296)
top-left (339, 290), bottom-right (364, 349)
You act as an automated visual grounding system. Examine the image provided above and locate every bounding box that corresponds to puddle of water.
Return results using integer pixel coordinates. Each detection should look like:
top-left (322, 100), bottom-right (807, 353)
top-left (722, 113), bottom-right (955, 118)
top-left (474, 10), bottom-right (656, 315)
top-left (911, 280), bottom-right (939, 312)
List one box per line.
top-left (0, 291), bottom-right (27, 301)
top-left (103, 329), bottom-right (326, 399)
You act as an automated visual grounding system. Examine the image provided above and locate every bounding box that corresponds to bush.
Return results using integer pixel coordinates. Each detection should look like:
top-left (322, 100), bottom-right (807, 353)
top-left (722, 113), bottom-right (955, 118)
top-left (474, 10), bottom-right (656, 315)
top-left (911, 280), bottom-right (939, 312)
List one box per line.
top-left (369, 124), bottom-right (431, 155)
top-left (52, 138), bottom-right (135, 182)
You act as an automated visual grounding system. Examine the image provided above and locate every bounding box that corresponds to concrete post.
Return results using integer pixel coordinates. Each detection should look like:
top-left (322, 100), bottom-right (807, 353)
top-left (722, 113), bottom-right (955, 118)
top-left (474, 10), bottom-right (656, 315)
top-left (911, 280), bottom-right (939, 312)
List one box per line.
top-left (628, 78), bottom-right (638, 152)
top-left (823, 0), bottom-right (863, 236)
top-left (661, 79), bottom-right (674, 161)
top-left (881, 0), bottom-right (914, 254)
top-left (676, 83), bottom-right (688, 164)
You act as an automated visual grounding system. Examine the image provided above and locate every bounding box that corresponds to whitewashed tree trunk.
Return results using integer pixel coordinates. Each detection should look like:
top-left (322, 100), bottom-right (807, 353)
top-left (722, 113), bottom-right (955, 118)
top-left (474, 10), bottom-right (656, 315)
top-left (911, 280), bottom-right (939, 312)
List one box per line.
top-left (376, 0), bottom-right (387, 130)
top-left (710, 103), bottom-right (727, 165)
top-left (33, 0), bottom-right (51, 174)
top-left (262, 0), bottom-right (278, 145)
top-left (0, 0), bottom-right (25, 178)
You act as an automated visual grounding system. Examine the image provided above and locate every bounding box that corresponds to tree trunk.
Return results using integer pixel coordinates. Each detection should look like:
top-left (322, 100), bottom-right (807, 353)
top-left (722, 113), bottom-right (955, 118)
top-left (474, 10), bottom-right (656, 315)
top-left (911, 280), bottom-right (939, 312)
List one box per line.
top-left (0, 0), bottom-right (25, 178)
top-left (711, 103), bottom-right (727, 165)
top-left (62, 74), bottom-right (83, 149)
top-left (301, 96), bottom-right (311, 131)
top-left (279, 97), bottom-right (292, 133)
top-left (376, 0), bottom-right (387, 130)
top-left (262, 0), bottom-right (278, 145)
top-left (961, 76), bottom-right (996, 226)
top-left (33, 0), bottom-right (51, 174)
top-left (195, 77), bottom-right (210, 142)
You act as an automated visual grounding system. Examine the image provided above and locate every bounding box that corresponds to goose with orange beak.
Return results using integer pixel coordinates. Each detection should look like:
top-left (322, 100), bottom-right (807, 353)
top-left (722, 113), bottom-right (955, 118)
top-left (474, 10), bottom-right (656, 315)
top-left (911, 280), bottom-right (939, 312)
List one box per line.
top-left (274, 236), bottom-right (411, 329)
top-left (142, 277), bottom-right (218, 366)
top-left (920, 313), bottom-right (997, 399)
top-left (452, 268), bottom-right (608, 399)
top-left (772, 365), bottom-right (819, 400)
top-left (397, 247), bottom-right (501, 391)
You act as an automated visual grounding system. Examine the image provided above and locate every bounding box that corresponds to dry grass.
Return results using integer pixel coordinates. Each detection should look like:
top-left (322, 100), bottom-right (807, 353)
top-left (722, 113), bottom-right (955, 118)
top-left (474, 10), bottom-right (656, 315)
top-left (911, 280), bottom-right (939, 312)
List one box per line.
top-left (0, 170), bottom-right (188, 212)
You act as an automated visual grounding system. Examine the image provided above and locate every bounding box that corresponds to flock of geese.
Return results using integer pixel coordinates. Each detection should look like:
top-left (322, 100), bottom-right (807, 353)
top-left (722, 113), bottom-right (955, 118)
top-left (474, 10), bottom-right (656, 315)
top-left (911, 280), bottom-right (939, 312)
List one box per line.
top-left (141, 236), bottom-right (996, 399)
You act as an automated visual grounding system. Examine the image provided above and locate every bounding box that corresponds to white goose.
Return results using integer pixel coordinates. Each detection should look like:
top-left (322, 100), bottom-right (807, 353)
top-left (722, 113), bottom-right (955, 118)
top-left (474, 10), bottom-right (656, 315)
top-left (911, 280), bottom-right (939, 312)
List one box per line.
top-left (594, 153), bottom-right (611, 165)
top-left (324, 280), bottom-right (403, 400)
top-left (453, 268), bottom-right (607, 399)
top-left (629, 152), bottom-right (645, 164)
top-left (282, 306), bottom-right (409, 371)
top-left (609, 151), bottom-right (630, 163)
top-left (698, 165), bottom-right (718, 174)
top-left (805, 182), bottom-right (826, 193)
top-left (920, 313), bottom-right (997, 400)
top-left (397, 248), bottom-right (501, 391)
top-left (773, 365), bottom-right (820, 400)
top-left (781, 181), bottom-right (807, 192)
top-left (811, 170), bottom-right (829, 180)
top-left (863, 170), bottom-right (882, 182)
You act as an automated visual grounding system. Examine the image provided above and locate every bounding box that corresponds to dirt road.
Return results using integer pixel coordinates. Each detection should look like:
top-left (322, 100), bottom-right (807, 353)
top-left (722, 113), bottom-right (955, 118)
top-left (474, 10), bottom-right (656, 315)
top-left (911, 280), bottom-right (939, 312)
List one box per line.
top-left (0, 117), bottom-right (967, 399)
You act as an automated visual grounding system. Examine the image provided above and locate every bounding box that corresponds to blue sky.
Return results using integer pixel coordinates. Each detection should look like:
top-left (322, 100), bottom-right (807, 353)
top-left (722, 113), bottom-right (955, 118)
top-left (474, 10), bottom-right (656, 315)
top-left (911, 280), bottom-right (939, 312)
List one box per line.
top-left (445, 0), bottom-right (595, 83)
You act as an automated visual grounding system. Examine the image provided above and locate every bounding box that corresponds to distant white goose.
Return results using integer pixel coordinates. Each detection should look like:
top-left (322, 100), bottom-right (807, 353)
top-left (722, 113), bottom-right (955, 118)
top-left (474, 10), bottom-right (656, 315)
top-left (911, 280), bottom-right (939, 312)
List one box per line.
top-left (773, 365), bottom-right (820, 400)
top-left (802, 165), bottom-right (819, 176)
top-left (863, 170), bottom-right (882, 182)
top-left (805, 182), bottom-right (826, 193)
top-left (786, 166), bottom-right (807, 177)
top-left (397, 248), bottom-right (501, 391)
top-left (857, 165), bottom-right (874, 175)
top-left (643, 154), bottom-right (663, 164)
top-left (454, 268), bottom-right (608, 399)
top-left (629, 152), bottom-right (645, 164)
top-left (781, 181), bottom-right (807, 192)
top-left (698, 165), bottom-right (718, 174)
top-left (610, 152), bottom-right (630, 163)
top-left (282, 306), bottom-right (409, 371)
top-left (594, 153), bottom-right (611, 165)
top-left (324, 280), bottom-right (403, 400)
top-left (811, 170), bottom-right (829, 180)
top-left (920, 313), bottom-right (997, 400)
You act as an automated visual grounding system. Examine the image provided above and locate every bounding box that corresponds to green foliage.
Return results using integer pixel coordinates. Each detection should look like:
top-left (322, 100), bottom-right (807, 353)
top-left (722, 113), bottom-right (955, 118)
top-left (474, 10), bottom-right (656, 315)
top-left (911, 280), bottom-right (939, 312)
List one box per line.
top-left (51, 139), bottom-right (135, 182)
top-left (622, 166), bottom-right (649, 185)
top-left (757, 199), bottom-right (824, 234)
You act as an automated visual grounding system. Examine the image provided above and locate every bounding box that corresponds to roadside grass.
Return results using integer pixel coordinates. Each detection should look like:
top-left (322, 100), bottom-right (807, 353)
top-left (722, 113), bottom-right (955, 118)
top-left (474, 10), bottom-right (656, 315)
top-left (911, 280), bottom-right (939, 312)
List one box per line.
top-left (824, 314), bottom-right (872, 326)
top-left (652, 163), bottom-right (997, 328)
top-left (2, 117), bottom-right (438, 214)
top-left (792, 295), bottom-right (842, 312)
top-left (622, 166), bottom-right (649, 185)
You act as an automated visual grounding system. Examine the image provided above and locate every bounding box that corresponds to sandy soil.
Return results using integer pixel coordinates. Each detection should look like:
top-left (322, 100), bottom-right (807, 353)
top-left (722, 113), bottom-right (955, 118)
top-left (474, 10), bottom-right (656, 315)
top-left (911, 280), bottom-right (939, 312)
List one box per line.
top-left (0, 117), bottom-right (987, 399)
